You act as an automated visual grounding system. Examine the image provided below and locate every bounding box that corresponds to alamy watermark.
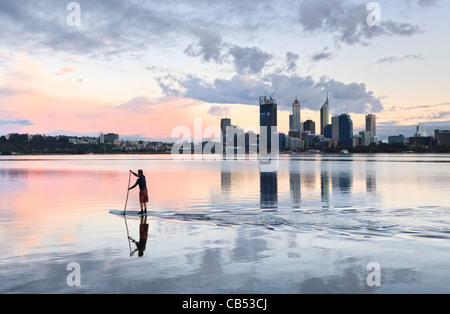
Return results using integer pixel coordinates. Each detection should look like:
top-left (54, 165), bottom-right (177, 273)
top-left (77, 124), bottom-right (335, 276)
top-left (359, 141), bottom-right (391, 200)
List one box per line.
top-left (66, 262), bottom-right (81, 287)
top-left (67, 2), bottom-right (81, 27)
top-left (367, 2), bottom-right (381, 27)
top-left (170, 118), bottom-right (280, 172)
top-left (366, 262), bottom-right (381, 287)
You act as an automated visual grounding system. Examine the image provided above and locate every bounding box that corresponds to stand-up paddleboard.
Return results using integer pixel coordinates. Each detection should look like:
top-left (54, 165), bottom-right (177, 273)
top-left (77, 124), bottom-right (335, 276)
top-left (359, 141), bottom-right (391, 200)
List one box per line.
top-left (109, 209), bottom-right (148, 216)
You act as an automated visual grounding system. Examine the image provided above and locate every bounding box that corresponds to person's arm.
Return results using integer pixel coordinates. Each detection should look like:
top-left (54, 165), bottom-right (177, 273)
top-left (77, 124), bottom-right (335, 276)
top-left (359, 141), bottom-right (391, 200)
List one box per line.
top-left (129, 179), bottom-right (139, 190)
top-left (130, 170), bottom-right (138, 177)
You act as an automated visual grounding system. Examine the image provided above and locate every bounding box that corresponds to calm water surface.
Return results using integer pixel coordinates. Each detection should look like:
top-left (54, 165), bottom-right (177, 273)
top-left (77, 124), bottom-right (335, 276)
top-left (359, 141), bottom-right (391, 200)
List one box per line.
top-left (1, 154), bottom-right (450, 293)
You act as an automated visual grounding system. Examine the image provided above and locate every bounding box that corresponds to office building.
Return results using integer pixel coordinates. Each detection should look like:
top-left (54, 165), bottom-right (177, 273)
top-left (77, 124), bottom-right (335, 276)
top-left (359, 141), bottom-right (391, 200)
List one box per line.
top-left (220, 118), bottom-right (231, 146)
top-left (232, 126), bottom-right (245, 150)
top-left (304, 120), bottom-right (316, 135)
top-left (370, 136), bottom-right (379, 145)
top-left (104, 133), bottom-right (119, 143)
top-left (245, 131), bottom-right (258, 152)
top-left (320, 96), bottom-right (329, 136)
top-left (414, 124), bottom-right (427, 137)
top-left (388, 135), bottom-right (406, 145)
top-left (435, 129), bottom-right (450, 146)
top-left (290, 97), bottom-right (302, 132)
top-left (409, 136), bottom-right (433, 147)
top-left (338, 114), bottom-right (353, 147)
top-left (289, 130), bottom-right (300, 139)
top-left (365, 114), bottom-right (376, 136)
top-left (353, 135), bottom-right (361, 148)
top-left (324, 124), bottom-right (332, 139)
top-left (259, 95), bottom-right (278, 150)
top-left (279, 133), bottom-right (286, 149)
top-left (331, 116), bottom-right (340, 142)
top-left (320, 138), bottom-right (337, 149)
top-left (300, 131), bottom-right (314, 148)
top-left (360, 131), bottom-right (370, 147)
top-left (289, 137), bottom-right (304, 151)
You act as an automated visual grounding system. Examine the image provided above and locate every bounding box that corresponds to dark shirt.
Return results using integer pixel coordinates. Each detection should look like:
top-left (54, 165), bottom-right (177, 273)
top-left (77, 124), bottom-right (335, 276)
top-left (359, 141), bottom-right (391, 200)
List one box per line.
top-left (130, 172), bottom-right (147, 191)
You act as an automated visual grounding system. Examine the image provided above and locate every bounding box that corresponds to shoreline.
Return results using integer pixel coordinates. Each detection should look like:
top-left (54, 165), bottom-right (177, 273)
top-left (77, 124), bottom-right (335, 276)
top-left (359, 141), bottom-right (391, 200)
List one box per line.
top-left (2, 151), bottom-right (450, 157)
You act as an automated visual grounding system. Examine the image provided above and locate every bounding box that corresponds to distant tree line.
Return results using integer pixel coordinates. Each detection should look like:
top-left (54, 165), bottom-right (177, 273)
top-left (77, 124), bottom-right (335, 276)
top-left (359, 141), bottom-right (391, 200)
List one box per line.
top-left (0, 134), bottom-right (97, 155)
top-left (0, 133), bottom-right (171, 155)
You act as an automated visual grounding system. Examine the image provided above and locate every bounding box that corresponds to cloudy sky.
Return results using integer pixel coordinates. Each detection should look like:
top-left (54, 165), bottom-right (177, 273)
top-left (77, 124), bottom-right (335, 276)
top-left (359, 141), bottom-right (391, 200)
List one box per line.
top-left (0, 0), bottom-right (449, 140)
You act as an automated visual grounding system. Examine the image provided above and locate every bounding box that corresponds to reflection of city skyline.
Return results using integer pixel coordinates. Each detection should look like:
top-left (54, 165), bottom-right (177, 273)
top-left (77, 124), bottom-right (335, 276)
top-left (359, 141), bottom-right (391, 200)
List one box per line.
top-left (260, 171), bottom-right (278, 209)
top-left (321, 162), bottom-right (330, 206)
top-left (220, 164), bottom-right (232, 194)
top-left (219, 160), bottom-right (377, 209)
top-left (366, 167), bottom-right (376, 193)
top-left (289, 161), bottom-right (301, 208)
top-left (332, 167), bottom-right (353, 193)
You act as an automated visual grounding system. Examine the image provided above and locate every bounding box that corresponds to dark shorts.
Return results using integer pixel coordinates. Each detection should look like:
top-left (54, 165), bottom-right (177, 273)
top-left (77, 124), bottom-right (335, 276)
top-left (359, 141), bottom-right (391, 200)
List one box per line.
top-left (139, 189), bottom-right (149, 203)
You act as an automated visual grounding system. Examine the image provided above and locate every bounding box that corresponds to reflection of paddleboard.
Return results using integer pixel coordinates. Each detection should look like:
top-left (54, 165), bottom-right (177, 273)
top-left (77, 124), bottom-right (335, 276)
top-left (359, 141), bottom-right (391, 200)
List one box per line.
top-left (109, 209), bottom-right (147, 216)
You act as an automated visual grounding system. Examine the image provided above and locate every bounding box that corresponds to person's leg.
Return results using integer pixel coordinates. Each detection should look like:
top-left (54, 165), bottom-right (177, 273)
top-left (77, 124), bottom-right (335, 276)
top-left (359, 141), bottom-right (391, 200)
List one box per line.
top-left (143, 190), bottom-right (149, 212)
top-left (139, 190), bottom-right (145, 213)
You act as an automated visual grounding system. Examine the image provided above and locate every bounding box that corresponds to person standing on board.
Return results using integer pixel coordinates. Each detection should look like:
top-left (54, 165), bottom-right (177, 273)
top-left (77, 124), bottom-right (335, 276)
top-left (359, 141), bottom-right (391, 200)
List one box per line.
top-left (129, 169), bottom-right (149, 214)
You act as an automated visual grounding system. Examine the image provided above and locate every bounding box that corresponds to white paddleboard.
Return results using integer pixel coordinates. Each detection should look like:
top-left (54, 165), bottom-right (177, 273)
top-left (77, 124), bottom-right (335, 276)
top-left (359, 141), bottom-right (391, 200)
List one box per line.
top-left (109, 209), bottom-right (148, 216)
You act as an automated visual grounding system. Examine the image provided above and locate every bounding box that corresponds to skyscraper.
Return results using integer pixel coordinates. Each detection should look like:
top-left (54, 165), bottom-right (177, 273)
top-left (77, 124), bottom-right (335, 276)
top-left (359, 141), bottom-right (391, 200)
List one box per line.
top-left (320, 96), bottom-right (329, 136)
top-left (414, 124), bottom-right (427, 137)
top-left (221, 118), bottom-right (231, 143)
top-left (260, 95), bottom-right (278, 150)
top-left (435, 129), bottom-right (450, 146)
top-left (290, 96), bottom-right (301, 132)
top-left (365, 114), bottom-right (376, 136)
top-left (434, 130), bottom-right (450, 146)
top-left (338, 113), bottom-right (353, 147)
top-left (304, 120), bottom-right (316, 135)
top-left (331, 115), bottom-right (340, 142)
top-left (324, 124), bottom-right (332, 139)
top-left (360, 131), bottom-right (371, 146)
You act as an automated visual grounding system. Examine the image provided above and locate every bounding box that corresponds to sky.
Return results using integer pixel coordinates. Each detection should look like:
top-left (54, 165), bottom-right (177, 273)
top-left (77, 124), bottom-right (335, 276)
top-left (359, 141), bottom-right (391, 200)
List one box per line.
top-left (0, 0), bottom-right (449, 141)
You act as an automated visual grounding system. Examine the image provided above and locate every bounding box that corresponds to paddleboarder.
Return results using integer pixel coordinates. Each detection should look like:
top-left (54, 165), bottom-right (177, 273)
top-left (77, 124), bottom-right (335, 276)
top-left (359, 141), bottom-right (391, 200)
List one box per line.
top-left (128, 169), bottom-right (149, 214)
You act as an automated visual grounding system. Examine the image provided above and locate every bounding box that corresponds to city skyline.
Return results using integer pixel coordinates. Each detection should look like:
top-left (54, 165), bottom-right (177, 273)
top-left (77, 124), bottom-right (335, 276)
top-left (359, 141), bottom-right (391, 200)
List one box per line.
top-left (1, 92), bottom-right (446, 144)
top-left (0, 1), bottom-right (449, 142)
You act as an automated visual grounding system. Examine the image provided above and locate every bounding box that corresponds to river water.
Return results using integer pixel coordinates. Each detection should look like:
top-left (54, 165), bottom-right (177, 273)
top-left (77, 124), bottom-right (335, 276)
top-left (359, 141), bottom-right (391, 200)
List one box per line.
top-left (0, 154), bottom-right (449, 293)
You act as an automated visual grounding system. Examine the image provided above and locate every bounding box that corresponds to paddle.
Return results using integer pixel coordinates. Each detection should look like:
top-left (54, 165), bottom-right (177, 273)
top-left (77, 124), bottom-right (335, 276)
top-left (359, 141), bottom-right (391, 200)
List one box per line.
top-left (124, 170), bottom-right (132, 215)
top-left (123, 170), bottom-right (133, 256)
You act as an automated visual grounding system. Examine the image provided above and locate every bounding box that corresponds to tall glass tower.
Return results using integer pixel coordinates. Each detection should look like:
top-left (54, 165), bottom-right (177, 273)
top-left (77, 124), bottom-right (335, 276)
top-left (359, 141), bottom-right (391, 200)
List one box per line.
top-left (259, 95), bottom-right (278, 151)
top-left (221, 118), bottom-right (231, 142)
top-left (338, 113), bottom-right (353, 147)
top-left (320, 96), bottom-right (329, 136)
top-left (365, 114), bottom-right (376, 136)
top-left (291, 97), bottom-right (301, 132)
top-left (332, 115), bottom-right (340, 142)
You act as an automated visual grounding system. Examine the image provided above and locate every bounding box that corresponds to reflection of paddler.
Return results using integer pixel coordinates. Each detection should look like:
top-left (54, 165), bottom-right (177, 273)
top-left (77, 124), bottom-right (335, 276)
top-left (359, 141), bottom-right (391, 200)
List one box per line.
top-left (129, 216), bottom-right (149, 257)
